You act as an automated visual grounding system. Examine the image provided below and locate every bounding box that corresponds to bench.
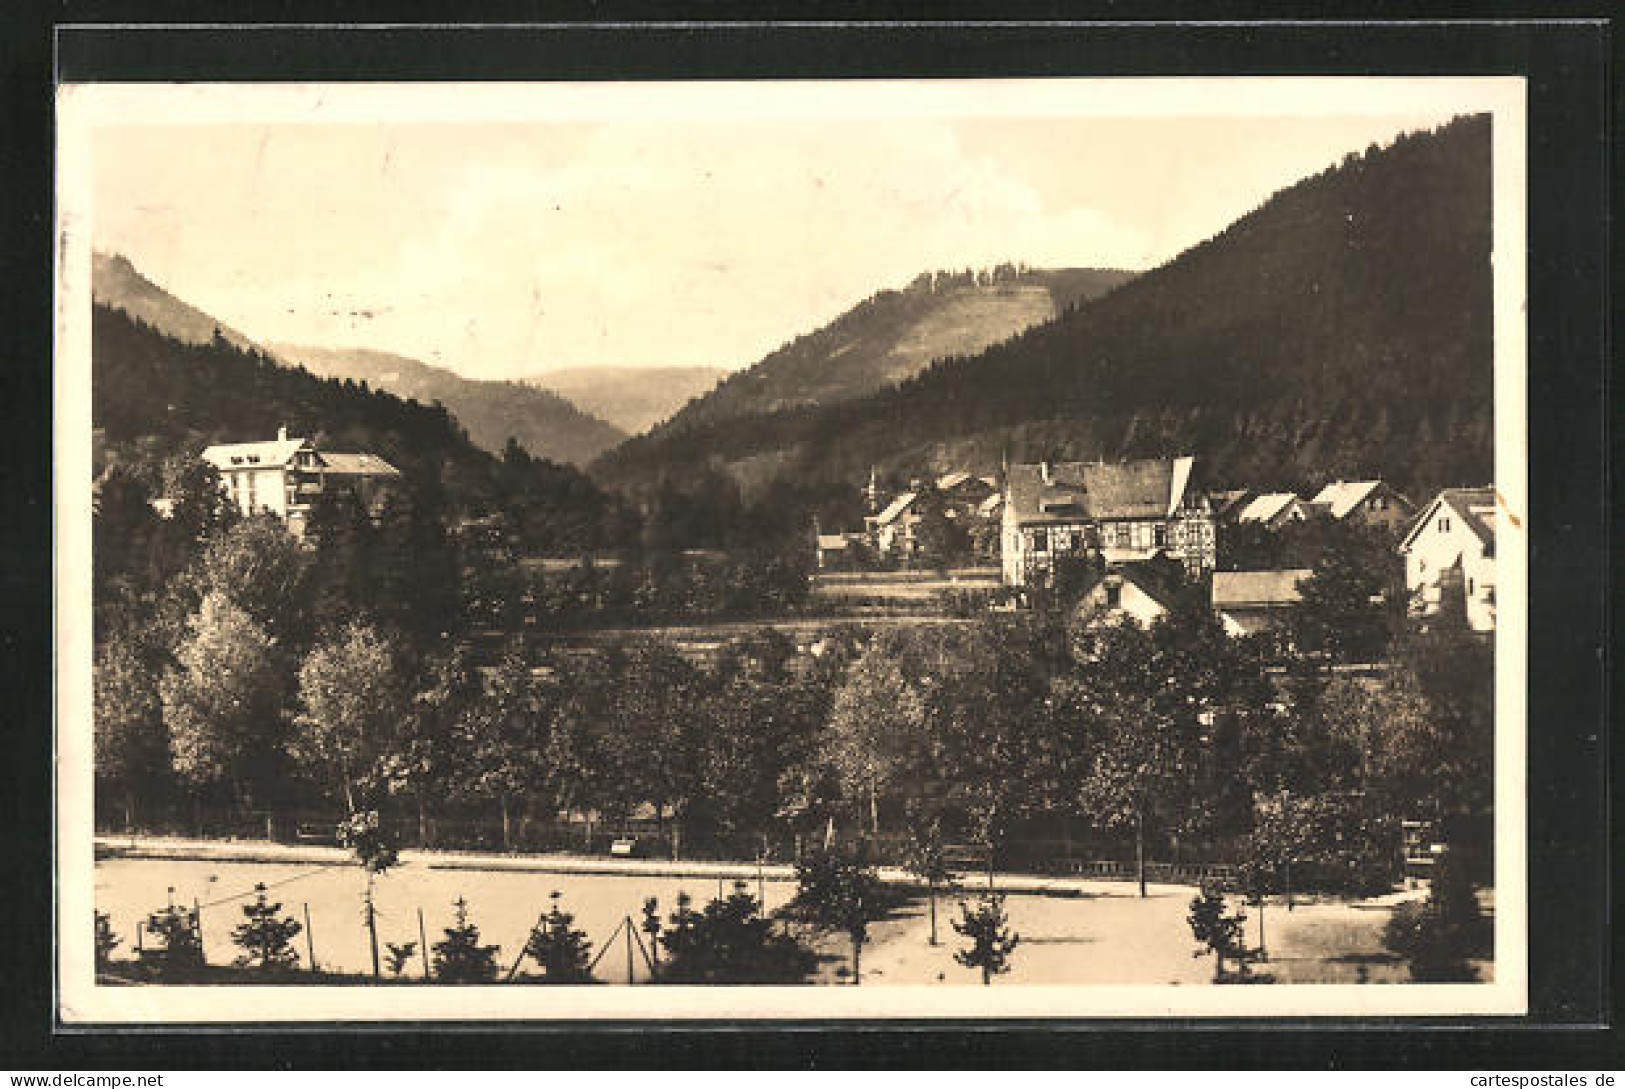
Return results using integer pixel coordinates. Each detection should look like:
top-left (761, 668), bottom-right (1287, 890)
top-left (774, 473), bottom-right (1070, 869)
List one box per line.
top-left (295, 822), bottom-right (340, 845)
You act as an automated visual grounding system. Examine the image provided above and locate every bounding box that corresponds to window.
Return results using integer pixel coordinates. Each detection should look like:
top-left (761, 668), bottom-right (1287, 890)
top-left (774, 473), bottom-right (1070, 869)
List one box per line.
top-left (1153, 523), bottom-right (1168, 547)
top-left (1105, 583), bottom-right (1121, 609)
top-left (1031, 530), bottom-right (1047, 552)
top-left (1439, 516), bottom-right (1451, 532)
top-left (1467, 577), bottom-right (1475, 595)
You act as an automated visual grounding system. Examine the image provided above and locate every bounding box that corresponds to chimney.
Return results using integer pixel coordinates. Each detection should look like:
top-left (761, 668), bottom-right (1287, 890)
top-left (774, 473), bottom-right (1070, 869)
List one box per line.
top-left (277, 424), bottom-right (288, 442)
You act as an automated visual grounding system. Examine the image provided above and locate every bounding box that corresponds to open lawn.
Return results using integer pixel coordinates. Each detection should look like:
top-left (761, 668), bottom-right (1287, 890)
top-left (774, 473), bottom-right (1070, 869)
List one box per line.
top-left (807, 881), bottom-right (1460, 987)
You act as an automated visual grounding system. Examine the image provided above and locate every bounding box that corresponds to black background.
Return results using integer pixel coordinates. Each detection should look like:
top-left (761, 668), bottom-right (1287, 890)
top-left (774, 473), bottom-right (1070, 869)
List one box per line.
top-left (1, 10), bottom-right (1613, 1070)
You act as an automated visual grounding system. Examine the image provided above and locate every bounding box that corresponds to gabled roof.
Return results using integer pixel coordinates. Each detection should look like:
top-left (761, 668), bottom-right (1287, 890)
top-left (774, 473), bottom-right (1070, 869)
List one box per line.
top-left (1005, 456), bottom-right (1196, 526)
top-left (1212, 569), bottom-right (1314, 609)
top-left (874, 491), bottom-right (919, 525)
top-left (201, 437), bottom-right (312, 471)
top-left (977, 493), bottom-right (1003, 516)
top-left (1236, 492), bottom-right (1305, 525)
top-left (1209, 488), bottom-right (1253, 518)
top-left (1089, 559), bottom-right (1186, 611)
top-left (318, 452), bottom-right (400, 477)
top-left (1309, 480), bottom-right (1410, 520)
top-left (1399, 487), bottom-right (1497, 555)
top-left (936, 471), bottom-right (996, 494)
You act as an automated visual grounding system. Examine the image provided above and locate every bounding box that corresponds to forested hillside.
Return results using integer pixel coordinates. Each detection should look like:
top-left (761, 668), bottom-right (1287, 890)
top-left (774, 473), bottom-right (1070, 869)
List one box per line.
top-left (656, 265), bottom-right (1136, 430)
top-left (597, 115), bottom-right (1492, 500)
top-left (524, 364), bottom-right (728, 435)
top-left (92, 304), bottom-right (630, 555)
top-left (272, 344), bottom-right (627, 467)
top-left (92, 251), bottom-right (259, 351)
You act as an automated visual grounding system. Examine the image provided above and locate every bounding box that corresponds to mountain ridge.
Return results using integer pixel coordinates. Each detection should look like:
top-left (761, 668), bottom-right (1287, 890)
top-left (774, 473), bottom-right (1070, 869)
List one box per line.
top-left (595, 115), bottom-right (1493, 501)
top-left (271, 343), bottom-right (628, 467)
top-left (523, 364), bottom-right (728, 435)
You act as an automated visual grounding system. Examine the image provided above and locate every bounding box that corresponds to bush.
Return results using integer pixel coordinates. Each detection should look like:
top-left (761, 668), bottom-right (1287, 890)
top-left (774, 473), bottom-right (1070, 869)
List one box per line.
top-left (1382, 851), bottom-right (1490, 981)
top-left (659, 883), bottom-right (816, 984)
top-left (142, 903), bottom-right (204, 978)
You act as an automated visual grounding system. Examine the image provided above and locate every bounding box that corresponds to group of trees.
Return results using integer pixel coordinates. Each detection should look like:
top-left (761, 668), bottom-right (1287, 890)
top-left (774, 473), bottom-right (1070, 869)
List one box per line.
top-left (97, 477), bottom-right (1492, 891)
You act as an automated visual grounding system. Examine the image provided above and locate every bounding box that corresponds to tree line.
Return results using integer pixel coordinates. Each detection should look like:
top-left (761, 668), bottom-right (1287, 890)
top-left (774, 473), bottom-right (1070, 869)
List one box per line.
top-left (96, 477), bottom-right (1492, 890)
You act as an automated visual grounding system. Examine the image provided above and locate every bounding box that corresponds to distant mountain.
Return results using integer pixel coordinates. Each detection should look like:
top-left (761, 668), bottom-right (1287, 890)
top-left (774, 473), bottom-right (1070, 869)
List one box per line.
top-left (92, 303), bottom-right (627, 554)
top-left (271, 345), bottom-right (627, 468)
top-left (524, 365), bottom-right (728, 434)
top-left (91, 251), bottom-right (259, 351)
top-left (597, 115), bottom-right (1493, 501)
top-left (654, 266), bottom-right (1135, 433)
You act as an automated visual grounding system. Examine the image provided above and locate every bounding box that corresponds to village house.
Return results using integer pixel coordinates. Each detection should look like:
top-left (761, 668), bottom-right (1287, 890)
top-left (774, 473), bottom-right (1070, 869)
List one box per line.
top-left (202, 426), bottom-right (400, 537)
top-left (1073, 561), bottom-right (1182, 632)
top-left (1397, 486), bottom-right (1496, 632)
top-left (1309, 479), bottom-right (1414, 533)
top-left (1000, 456), bottom-right (1216, 586)
top-left (866, 489), bottom-right (922, 557)
top-left (1235, 491), bottom-right (1316, 531)
top-left (1210, 568), bottom-right (1313, 638)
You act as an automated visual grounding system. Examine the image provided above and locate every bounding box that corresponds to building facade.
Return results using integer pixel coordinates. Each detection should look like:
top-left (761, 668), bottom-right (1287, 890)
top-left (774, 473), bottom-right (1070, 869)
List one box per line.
top-left (1000, 456), bottom-right (1215, 586)
top-left (202, 426), bottom-right (400, 537)
top-left (1397, 487), bottom-right (1496, 632)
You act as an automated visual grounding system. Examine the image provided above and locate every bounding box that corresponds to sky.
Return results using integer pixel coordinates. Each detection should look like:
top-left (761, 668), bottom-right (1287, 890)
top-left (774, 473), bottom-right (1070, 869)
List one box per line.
top-left (87, 89), bottom-right (1467, 380)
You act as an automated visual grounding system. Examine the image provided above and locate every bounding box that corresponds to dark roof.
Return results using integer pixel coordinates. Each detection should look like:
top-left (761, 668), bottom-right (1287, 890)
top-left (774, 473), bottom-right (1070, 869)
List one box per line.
top-left (1212, 569), bottom-right (1313, 608)
top-left (1090, 559), bottom-right (1187, 610)
top-left (1006, 457), bottom-right (1194, 526)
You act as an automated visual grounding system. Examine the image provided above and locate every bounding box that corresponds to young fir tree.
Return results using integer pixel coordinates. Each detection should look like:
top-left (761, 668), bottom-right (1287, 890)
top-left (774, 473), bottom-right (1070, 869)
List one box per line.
top-left (951, 894), bottom-right (1021, 985)
top-left (230, 882), bottom-right (303, 971)
top-left (659, 882), bottom-right (816, 984)
top-left (145, 902), bottom-right (204, 978)
top-left (1187, 884), bottom-right (1253, 982)
top-left (1382, 849), bottom-right (1489, 982)
top-left (94, 911), bottom-right (121, 971)
top-left (640, 896), bottom-right (664, 970)
top-left (522, 891), bottom-right (594, 983)
top-left (384, 941), bottom-right (419, 978)
top-left (432, 897), bottom-right (500, 983)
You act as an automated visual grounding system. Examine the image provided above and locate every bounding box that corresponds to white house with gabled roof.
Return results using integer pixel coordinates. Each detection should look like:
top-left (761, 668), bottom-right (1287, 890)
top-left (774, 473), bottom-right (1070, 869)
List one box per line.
top-left (1397, 486), bottom-right (1496, 632)
top-left (202, 426), bottom-right (400, 537)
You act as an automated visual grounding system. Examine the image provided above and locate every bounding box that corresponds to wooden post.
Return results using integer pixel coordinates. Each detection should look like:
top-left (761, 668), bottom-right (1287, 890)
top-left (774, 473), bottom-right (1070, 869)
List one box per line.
top-left (419, 908), bottom-right (431, 979)
top-left (625, 915), bottom-right (635, 985)
top-left (303, 902), bottom-right (316, 972)
top-left (1135, 810), bottom-right (1147, 899)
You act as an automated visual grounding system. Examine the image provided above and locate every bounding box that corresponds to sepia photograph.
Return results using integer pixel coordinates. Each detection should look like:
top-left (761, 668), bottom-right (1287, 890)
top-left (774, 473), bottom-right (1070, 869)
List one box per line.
top-left (53, 75), bottom-right (1528, 1024)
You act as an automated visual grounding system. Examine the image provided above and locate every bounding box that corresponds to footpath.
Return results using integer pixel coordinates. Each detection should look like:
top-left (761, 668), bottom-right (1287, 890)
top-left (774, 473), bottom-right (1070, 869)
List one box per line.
top-left (93, 834), bottom-right (1428, 907)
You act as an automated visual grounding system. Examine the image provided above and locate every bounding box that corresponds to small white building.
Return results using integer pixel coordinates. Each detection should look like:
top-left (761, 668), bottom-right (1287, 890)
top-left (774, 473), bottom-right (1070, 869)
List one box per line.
top-left (1397, 487), bottom-right (1496, 632)
top-left (1074, 566), bottom-right (1175, 631)
top-left (202, 426), bottom-right (400, 537)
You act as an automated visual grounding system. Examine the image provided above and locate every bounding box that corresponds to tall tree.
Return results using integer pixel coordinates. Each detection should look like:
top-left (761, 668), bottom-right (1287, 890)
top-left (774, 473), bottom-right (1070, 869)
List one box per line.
top-left (160, 591), bottom-right (288, 814)
top-left (293, 622), bottom-right (409, 813)
top-left (93, 630), bottom-right (171, 829)
top-left (824, 634), bottom-right (927, 838)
